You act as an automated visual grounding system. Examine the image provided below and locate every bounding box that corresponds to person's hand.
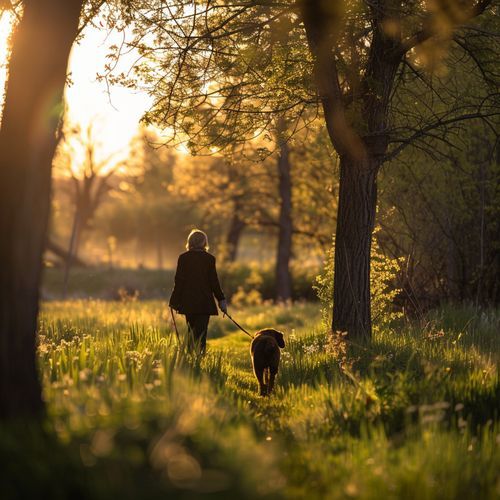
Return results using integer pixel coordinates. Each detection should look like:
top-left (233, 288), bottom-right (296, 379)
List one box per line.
top-left (218, 299), bottom-right (228, 314)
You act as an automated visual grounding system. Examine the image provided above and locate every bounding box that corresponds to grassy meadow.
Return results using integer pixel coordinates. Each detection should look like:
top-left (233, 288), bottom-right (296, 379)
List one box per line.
top-left (3, 300), bottom-right (500, 499)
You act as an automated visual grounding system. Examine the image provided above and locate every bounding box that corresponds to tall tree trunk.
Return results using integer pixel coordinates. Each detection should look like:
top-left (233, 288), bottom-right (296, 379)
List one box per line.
top-left (475, 152), bottom-right (486, 305)
top-left (332, 155), bottom-right (379, 339)
top-left (226, 212), bottom-right (245, 262)
top-left (0, 0), bottom-right (83, 419)
top-left (63, 208), bottom-right (81, 298)
top-left (275, 138), bottom-right (293, 302)
top-left (301, 0), bottom-right (399, 340)
top-left (445, 220), bottom-right (460, 301)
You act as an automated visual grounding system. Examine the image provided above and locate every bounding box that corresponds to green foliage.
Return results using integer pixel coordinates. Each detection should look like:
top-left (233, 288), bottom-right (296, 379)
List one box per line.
top-left (116, 1), bottom-right (314, 153)
top-left (314, 231), bottom-right (404, 331)
top-left (379, 123), bottom-right (500, 306)
top-left (370, 235), bottom-right (405, 330)
top-left (6, 301), bottom-right (497, 497)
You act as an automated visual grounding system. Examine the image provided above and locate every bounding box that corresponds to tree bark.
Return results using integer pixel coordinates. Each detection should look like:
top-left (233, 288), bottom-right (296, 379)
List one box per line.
top-left (301, 0), bottom-right (400, 340)
top-left (332, 155), bottom-right (379, 340)
top-left (0, 0), bottom-right (83, 419)
top-left (226, 211), bottom-right (245, 262)
top-left (275, 138), bottom-right (293, 302)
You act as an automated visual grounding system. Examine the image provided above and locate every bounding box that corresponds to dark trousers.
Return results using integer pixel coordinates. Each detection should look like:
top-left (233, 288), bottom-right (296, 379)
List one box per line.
top-left (185, 314), bottom-right (210, 353)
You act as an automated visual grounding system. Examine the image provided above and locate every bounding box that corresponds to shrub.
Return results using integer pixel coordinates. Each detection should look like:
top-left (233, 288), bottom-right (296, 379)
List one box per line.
top-left (314, 230), bottom-right (404, 331)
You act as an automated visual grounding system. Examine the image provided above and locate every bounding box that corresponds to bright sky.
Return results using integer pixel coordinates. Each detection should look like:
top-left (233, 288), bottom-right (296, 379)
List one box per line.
top-left (0, 12), bottom-right (153, 166)
top-left (0, 13), bottom-right (14, 112)
top-left (65, 25), bottom-right (152, 164)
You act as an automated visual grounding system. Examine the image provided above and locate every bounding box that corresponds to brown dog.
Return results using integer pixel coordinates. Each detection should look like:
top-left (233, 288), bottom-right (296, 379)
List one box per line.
top-left (250, 329), bottom-right (285, 396)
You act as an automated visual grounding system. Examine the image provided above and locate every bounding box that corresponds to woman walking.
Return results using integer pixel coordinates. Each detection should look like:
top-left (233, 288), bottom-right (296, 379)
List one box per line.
top-left (169, 229), bottom-right (227, 353)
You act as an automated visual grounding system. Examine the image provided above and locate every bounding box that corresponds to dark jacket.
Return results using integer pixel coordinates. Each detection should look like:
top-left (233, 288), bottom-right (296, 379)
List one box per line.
top-left (169, 250), bottom-right (225, 315)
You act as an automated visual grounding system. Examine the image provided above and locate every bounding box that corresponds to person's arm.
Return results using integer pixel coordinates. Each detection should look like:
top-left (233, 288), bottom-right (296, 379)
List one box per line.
top-left (169, 256), bottom-right (185, 310)
top-left (209, 256), bottom-right (227, 312)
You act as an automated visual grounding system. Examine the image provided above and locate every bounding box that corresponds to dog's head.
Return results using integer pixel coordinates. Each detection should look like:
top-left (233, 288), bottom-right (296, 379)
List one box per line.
top-left (257, 328), bottom-right (285, 348)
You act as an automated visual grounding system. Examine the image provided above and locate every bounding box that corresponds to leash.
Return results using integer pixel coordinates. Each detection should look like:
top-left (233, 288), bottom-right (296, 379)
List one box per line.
top-left (169, 307), bottom-right (180, 342)
top-left (170, 307), bottom-right (252, 341)
top-left (223, 312), bottom-right (254, 339)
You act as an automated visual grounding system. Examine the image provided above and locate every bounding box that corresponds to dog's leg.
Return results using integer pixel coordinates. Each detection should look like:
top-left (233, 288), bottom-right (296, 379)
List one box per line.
top-left (263, 368), bottom-right (271, 396)
top-left (255, 367), bottom-right (266, 396)
top-left (268, 369), bottom-right (277, 395)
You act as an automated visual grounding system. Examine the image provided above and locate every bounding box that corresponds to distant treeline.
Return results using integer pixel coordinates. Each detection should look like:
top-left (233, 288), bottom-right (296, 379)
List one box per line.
top-left (41, 264), bottom-right (319, 303)
top-left (47, 124), bottom-right (500, 311)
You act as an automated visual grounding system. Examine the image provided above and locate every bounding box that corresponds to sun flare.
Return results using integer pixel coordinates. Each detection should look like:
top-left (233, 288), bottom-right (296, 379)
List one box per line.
top-left (0, 12), bottom-right (16, 117)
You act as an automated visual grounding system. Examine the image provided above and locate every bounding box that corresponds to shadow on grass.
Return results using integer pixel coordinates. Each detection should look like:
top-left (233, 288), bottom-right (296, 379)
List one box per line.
top-left (1, 415), bottom-right (282, 500)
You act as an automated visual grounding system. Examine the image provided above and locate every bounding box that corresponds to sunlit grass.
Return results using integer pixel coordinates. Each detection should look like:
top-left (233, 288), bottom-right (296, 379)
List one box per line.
top-left (21, 301), bottom-right (500, 498)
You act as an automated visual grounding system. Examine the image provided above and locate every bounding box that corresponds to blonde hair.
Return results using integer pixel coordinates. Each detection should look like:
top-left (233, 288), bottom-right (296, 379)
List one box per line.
top-left (186, 229), bottom-right (209, 251)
